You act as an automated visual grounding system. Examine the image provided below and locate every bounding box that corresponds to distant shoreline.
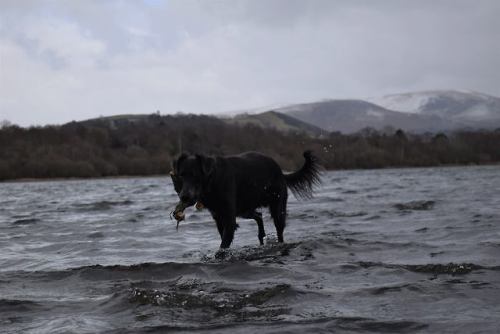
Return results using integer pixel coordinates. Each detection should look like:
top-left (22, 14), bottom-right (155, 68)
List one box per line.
top-left (0, 174), bottom-right (168, 183)
top-left (2, 162), bottom-right (499, 183)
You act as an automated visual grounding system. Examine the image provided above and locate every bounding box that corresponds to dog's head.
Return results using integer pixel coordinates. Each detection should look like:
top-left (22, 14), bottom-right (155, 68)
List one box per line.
top-left (170, 153), bottom-right (215, 205)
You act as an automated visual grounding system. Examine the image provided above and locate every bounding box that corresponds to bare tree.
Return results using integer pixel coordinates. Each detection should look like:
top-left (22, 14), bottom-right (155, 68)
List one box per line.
top-left (0, 120), bottom-right (12, 128)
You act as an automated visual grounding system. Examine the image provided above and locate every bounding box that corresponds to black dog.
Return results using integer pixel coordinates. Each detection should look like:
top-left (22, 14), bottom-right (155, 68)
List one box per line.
top-left (170, 151), bottom-right (321, 248)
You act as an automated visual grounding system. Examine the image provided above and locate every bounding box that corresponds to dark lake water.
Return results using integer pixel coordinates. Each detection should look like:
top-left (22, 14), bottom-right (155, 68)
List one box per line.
top-left (1, 166), bottom-right (499, 333)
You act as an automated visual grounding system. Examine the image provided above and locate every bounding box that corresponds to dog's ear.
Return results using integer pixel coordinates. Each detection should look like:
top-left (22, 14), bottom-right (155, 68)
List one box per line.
top-left (170, 173), bottom-right (182, 193)
top-left (196, 154), bottom-right (215, 178)
top-left (172, 153), bottom-right (188, 173)
top-left (170, 154), bottom-right (187, 194)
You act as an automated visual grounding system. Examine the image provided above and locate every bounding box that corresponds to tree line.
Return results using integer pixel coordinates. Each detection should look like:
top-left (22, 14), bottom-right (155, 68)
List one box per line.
top-left (1, 114), bottom-right (499, 180)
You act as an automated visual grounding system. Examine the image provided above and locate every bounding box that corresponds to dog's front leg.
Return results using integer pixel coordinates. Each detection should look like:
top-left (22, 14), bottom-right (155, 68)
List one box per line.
top-left (210, 212), bottom-right (224, 239)
top-left (219, 214), bottom-right (237, 249)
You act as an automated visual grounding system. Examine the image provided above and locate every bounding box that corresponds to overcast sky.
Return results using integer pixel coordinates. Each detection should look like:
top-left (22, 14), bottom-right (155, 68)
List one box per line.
top-left (1, 0), bottom-right (499, 126)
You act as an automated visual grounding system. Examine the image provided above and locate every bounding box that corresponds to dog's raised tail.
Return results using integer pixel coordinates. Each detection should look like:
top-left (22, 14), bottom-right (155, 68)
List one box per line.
top-left (285, 150), bottom-right (322, 200)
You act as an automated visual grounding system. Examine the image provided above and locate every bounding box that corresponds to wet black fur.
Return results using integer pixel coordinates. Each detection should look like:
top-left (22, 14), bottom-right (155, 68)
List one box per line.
top-left (171, 151), bottom-right (321, 248)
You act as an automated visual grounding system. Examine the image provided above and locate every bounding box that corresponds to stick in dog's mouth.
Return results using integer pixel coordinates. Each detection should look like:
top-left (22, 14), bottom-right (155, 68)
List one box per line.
top-left (171, 201), bottom-right (188, 230)
top-left (170, 201), bottom-right (204, 230)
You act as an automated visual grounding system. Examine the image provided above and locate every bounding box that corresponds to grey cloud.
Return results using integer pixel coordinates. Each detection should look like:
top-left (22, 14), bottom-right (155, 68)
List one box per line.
top-left (1, 0), bottom-right (499, 126)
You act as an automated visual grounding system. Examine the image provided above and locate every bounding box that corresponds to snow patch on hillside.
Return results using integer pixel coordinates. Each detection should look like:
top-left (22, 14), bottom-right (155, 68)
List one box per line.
top-left (367, 93), bottom-right (434, 113)
top-left (365, 109), bottom-right (385, 118)
top-left (456, 106), bottom-right (492, 121)
top-left (367, 90), bottom-right (500, 117)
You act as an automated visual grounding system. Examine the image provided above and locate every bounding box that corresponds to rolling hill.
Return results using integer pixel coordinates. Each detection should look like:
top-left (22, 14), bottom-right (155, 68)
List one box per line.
top-left (78, 90), bottom-right (500, 134)
top-left (225, 110), bottom-right (325, 136)
top-left (274, 99), bottom-right (450, 133)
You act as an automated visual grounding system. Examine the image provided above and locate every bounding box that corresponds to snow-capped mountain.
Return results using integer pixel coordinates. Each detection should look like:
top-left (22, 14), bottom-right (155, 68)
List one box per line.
top-left (368, 90), bottom-right (500, 123)
top-left (270, 90), bottom-right (500, 133)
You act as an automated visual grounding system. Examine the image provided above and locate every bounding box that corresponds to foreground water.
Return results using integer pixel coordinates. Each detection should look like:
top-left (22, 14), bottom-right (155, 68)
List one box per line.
top-left (0, 166), bottom-right (499, 333)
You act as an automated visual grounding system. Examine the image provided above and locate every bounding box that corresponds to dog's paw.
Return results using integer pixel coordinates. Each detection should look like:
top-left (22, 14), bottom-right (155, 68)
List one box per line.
top-left (264, 235), bottom-right (278, 245)
top-left (214, 248), bottom-right (232, 260)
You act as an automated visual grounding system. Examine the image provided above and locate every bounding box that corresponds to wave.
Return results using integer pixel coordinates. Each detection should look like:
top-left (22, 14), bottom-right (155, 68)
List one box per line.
top-left (11, 218), bottom-right (40, 225)
top-left (129, 283), bottom-right (294, 309)
top-left (0, 255), bottom-right (290, 284)
top-left (292, 209), bottom-right (366, 220)
top-left (73, 200), bottom-right (134, 211)
top-left (102, 316), bottom-right (428, 334)
top-left (0, 299), bottom-right (42, 313)
top-left (394, 200), bottom-right (435, 211)
top-left (354, 261), bottom-right (500, 275)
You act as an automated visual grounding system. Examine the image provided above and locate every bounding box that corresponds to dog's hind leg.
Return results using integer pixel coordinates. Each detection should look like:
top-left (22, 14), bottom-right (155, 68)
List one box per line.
top-left (270, 191), bottom-right (288, 243)
top-left (242, 210), bottom-right (265, 245)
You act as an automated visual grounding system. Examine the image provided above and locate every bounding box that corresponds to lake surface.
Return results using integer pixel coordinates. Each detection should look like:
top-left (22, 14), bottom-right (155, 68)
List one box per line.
top-left (1, 166), bottom-right (499, 333)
